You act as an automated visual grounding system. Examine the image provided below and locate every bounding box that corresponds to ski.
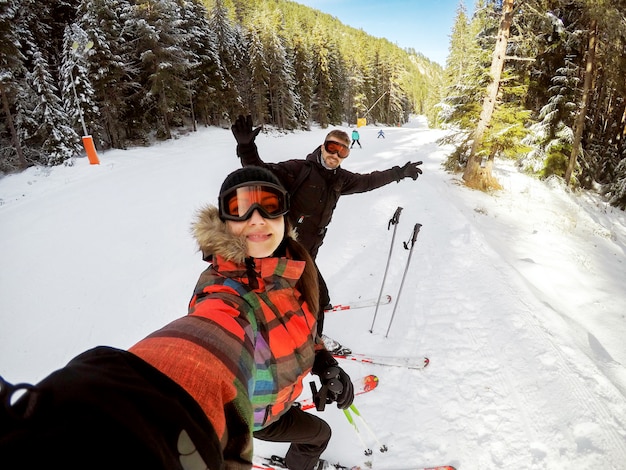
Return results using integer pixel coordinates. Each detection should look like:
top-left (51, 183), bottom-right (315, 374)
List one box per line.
top-left (333, 352), bottom-right (429, 370)
top-left (347, 467), bottom-right (456, 470)
top-left (253, 456), bottom-right (456, 470)
top-left (350, 467), bottom-right (456, 470)
top-left (298, 375), bottom-right (379, 411)
top-left (420, 467), bottom-right (457, 470)
top-left (326, 295), bottom-right (392, 312)
top-left (253, 455), bottom-right (357, 469)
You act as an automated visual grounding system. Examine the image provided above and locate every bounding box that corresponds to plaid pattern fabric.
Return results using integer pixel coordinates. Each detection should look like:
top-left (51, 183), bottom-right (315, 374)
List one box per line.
top-left (129, 254), bottom-right (317, 468)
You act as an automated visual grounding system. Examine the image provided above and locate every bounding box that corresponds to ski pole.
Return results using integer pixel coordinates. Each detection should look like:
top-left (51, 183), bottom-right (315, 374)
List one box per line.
top-left (348, 404), bottom-right (388, 453)
top-left (343, 407), bottom-right (373, 455)
top-left (385, 223), bottom-right (422, 338)
top-left (369, 206), bottom-right (403, 333)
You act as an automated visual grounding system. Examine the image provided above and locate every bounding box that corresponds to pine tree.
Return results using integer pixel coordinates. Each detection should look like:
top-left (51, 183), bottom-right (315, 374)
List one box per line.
top-left (0, 0), bottom-right (29, 170)
top-left (74, 0), bottom-right (138, 149)
top-left (208, 0), bottom-right (245, 124)
top-left (290, 33), bottom-right (314, 127)
top-left (131, 0), bottom-right (195, 140)
top-left (522, 61), bottom-right (579, 178)
top-left (178, 0), bottom-right (224, 128)
top-left (248, 6), bottom-right (299, 129)
top-left (247, 26), bottom-right (270, 123)
top-left (439, 1), bottom-right (490, 171)
top-left (27, 49), bottom-right (81, 166)
top-left (310, 21), bottom-right (332, 127)
top-left (602, 159), bottom-right (626, 210)
top-left (60, 25), bottom-right (100, 143)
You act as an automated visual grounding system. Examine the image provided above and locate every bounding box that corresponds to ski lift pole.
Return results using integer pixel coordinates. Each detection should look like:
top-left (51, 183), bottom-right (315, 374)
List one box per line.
top-left (70, 40), bottom-right (99, 165)
top-left (369, 206), bottom-right (403, 333)
top-left (385, 223), bottom-right (422, 338)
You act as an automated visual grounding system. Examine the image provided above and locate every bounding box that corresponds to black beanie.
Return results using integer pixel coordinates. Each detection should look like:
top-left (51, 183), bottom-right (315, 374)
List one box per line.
top-left (219, 166), bottom-right (283, 197)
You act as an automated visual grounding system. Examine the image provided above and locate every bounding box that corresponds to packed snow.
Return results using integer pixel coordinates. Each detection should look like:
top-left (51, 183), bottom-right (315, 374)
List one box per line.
top-left (1, 116), bottom-right (625, 469)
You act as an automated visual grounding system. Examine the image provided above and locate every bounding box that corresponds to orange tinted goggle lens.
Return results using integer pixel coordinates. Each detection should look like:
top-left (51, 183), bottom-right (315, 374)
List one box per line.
top-left (220, 184), bottom-right (289, 221)
top-left (324, 141), bottom-right (350, 158)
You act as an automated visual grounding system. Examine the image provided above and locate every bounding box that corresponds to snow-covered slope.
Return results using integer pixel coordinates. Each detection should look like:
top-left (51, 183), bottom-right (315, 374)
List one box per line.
top-left (2, 116), bottom-right (625, 469)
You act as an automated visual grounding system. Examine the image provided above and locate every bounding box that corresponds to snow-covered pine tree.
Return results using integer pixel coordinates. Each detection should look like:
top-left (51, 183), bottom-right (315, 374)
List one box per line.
top-left (28, 49), bottom-right (81, 166)
top-left (74, 0), bottom-right (137, 149)
top-left (177, 0), bottom-right (224, 129)
top-left (208, 0), bottom-right (246, 125)
top-left (0, 0), bottom-right (30, 171)
top-left (61, 25), bottom-right (101, 146)
top-left (520, 59), bottom-right (579, 178)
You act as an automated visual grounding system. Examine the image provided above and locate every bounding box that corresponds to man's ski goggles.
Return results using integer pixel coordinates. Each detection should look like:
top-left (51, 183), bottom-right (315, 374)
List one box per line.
top-left (219, 182), bottom-right (289, 221)
top-left (323, 140), bottom-right (350, 159)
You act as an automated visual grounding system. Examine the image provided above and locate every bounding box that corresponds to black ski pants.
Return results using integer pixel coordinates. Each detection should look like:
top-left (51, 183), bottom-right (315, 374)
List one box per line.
top-left (316, 266), bottom-right (331, 336)
top-left (253, 405), bottom-right (331, 470)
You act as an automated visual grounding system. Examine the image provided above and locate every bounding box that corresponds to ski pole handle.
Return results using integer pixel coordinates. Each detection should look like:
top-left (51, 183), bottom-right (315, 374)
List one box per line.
top-left (311, 367), bottom-right (343, 411)
top-left (403, 223), bottom-right (422, 249)
top-left (388, 206), bottom-right (403, 229)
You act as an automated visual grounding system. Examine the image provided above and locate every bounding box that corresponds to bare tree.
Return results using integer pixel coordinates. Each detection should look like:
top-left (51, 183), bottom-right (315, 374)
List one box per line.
top-left (565, 19), bottom-right (597, 186)
top-left (463, 0), bottom-right (514, 191)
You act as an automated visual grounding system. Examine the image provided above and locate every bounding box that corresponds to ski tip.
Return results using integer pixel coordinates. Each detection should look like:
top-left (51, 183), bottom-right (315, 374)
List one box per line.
top-left (424, 357), bottom-right (430, 367)
top-left (363, 375), bottom-right (379, 391)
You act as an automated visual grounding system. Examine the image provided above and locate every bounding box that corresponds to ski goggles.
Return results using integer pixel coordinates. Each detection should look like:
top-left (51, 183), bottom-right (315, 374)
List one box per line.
top-left (219, 181), bottom-right (289, 221)
top-left (323, 140), bottom-right (350, 159)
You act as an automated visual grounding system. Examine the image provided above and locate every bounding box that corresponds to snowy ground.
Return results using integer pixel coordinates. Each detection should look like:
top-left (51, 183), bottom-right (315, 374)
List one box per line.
top-left (1, 116), bottom-right (625, 469)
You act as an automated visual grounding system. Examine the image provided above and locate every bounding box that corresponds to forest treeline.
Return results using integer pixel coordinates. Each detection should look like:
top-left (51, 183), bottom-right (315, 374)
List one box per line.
top-left (1, 0), bottom-right (626, 209)
top-left (440, 0), bottom-right (626, 208)
top-left (0, 0), bottom-right (438, 170)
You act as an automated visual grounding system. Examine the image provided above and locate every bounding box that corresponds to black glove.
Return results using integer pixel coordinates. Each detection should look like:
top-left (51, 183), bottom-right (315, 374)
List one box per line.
top-left (397, 161), bottom-right (423, 180)
top-left (312, 349), bottom-right (354, 410)
top-left (231, 115), bottom-right (262, 145)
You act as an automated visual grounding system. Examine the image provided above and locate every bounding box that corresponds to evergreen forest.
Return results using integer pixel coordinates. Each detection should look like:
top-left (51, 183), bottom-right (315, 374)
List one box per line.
top-left (441, 0), bottom-right (626, 208)
top-left (1, 0), bottom-right (626, 209)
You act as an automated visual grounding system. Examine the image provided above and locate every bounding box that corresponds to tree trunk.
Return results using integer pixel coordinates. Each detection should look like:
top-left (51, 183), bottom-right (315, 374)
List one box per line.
top-left (0, 83), bottom-right (28, 169)
top-left (565, 19), bottom-right (598, 186)
top-left (463, 0), bottom-right (514, 191)
top-left (160, 92), bottom-right (171, 140)
top-left (189, 87), bottom-right (197, 132)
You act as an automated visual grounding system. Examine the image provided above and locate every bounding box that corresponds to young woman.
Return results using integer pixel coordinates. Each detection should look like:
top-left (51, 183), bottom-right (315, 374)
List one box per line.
top-left (0, 166), bottom-right (353, 470)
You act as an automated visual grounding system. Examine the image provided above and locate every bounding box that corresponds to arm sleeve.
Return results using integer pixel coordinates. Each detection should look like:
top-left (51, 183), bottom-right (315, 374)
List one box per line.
top-left (236, 142), bottom-right (265, 167)
top-left (129, 299), bottom-right (256, 467)
top-left (340, 167), bottom-right (403, 195)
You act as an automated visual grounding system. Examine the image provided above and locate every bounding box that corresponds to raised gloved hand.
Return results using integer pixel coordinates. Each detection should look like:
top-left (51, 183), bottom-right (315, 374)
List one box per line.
top-left (231, 115), bottom-right (262, 145)
top-left (311, 349), bottom-right (354, 410)
top-left (396, 161), bottom-right (423, 180)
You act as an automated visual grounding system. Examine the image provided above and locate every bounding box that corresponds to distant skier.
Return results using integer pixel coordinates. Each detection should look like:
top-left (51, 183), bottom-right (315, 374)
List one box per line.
top-left (351, 128), bottom-right (362, 148)
top-left (377, 129), bottom-right (385, 139)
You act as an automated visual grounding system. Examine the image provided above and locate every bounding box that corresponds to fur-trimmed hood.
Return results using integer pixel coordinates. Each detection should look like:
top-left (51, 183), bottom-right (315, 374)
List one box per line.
top-left (191, 205), bottom-right (297, 264)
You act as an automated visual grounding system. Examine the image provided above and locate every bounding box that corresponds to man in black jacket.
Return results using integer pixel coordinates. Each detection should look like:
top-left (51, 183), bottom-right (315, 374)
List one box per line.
top-left (232, 115), bottom-right (422, 352)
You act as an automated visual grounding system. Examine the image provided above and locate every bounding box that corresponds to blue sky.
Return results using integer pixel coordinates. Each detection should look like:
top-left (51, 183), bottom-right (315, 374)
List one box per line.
top-left (294, 0), bottom-right (473, 66)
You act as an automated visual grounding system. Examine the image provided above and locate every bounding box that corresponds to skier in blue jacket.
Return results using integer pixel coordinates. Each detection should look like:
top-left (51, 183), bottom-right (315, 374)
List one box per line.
top-left (350, 129), bottom-right (362, 148)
